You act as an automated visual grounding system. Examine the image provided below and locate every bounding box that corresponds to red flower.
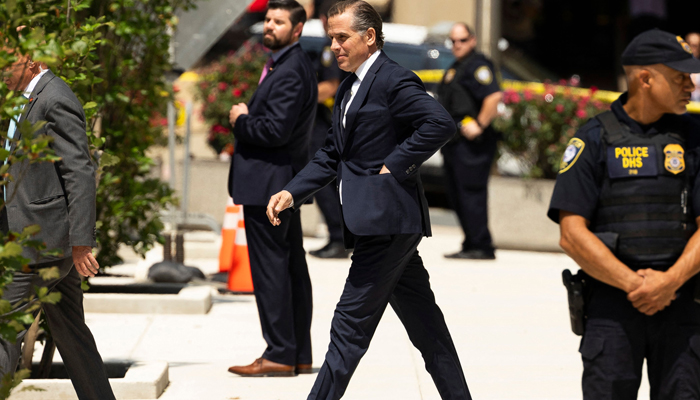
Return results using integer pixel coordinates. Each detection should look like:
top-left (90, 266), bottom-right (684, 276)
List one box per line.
top-left (207, 94), bottom-right (216, 103)
top-left (576, 109), bottom-right (587, 119)
top-left (173, 84), bottom-right (180, 93)
top-left (232, 88), bottom-right (242, 97)
top-left (218, 82), bottom-right (228, 91)
top-left (211, 124), bottom-right (229, 134)
top-left (222, 143), bottom-right (235, 155)
top-left (559, 79), bottom-right (568, 86)
top-left (555, 104), bottom-right (564, 113)
top-left (589, 86), bottom-right (598, 94)
top-left (240, 83), bottom-right (250, 91)
top-left (523, 90), bottom-right (533, 101)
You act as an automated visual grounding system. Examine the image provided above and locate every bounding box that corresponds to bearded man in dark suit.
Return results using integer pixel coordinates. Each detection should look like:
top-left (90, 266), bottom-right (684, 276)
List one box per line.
top-left (227, 0), bottom-right (318, 377)
top-left (267, 1), bottom-right (473, 398)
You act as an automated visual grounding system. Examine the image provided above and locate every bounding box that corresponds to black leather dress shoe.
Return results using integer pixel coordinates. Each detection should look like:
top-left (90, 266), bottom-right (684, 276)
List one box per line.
top-left (444, 249), bottom-right (496, 260)
top-left (309, 241), bottom-right (351, 259)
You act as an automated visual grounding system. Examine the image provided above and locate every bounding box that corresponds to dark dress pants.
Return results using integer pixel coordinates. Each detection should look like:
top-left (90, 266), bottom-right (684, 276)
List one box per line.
top-left (244, 206), bottom-right (313, 366)
top-left (314, 183), bottom-right (343, 243)
top-left (308, 233), bottom-right (471, 400)
top-left (0, 256), bottom-right (115, 400)
top-left (311, 118), bottom-right (343, 243)
top-left (580, 277), bottom-right (700, 400)
top-left (441, 134), bottom-right (497, 252)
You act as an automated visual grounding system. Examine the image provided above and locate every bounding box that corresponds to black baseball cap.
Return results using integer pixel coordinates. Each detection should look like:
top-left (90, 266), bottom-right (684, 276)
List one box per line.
top-left (621, 29), bottom-right (700, 73)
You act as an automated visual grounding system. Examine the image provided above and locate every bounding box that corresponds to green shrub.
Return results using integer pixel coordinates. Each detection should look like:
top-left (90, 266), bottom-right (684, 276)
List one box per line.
top-left (194, 41), bottom-right (268, 155)
top-left (494, 83), bottom-right (610, 179)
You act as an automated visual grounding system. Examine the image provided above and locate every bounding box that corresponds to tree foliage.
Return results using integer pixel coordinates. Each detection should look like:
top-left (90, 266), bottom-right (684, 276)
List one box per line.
top-left (0, 0), bottom-right (194, 395)
top-left (3, 0), bottom-right (195, 269)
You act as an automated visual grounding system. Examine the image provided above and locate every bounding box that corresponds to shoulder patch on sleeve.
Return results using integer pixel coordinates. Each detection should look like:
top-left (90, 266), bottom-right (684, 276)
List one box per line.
top-left (559, 138), bottom-right (585, 173)
top-left (474, 65), bottom-right (493, 85)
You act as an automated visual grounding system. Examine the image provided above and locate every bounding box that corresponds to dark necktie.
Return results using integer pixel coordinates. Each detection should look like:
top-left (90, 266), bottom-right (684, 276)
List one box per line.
top-left (339, 74), bottom-right (357, 133)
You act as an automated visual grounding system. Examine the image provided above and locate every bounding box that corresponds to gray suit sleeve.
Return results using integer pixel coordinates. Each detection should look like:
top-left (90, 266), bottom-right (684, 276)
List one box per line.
top-left (44, 92), bottom-right (96, 247)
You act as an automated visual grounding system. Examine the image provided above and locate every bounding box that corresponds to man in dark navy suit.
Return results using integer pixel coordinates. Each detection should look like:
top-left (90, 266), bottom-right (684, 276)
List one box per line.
top-left (227, 0), bottom-right (317, 377)
top-left (267, 1), bottom-right (472, 398)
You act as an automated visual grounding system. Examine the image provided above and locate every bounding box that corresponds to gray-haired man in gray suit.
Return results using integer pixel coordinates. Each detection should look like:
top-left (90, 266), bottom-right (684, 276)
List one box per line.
top-left (1, 46), bottom-right (115, 399)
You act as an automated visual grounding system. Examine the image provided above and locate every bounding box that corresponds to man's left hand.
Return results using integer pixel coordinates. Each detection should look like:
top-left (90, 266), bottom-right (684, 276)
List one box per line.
top-left (73, 246), bottom-right (99, 277)
top-left (460, 120), bottom-right (483, 141)
top-left (229, 103), bottom-right (249, 127)
top-left (627, 269), bottom-right (679, 315)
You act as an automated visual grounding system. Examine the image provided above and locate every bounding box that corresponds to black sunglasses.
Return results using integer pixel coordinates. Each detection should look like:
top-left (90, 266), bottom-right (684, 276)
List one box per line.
top-left (450, 37), bottom-right (470, 45)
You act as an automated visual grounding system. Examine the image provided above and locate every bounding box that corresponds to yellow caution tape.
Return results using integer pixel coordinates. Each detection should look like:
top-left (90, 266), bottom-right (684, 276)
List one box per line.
top-left (176, 69), bottom-right (700, 114)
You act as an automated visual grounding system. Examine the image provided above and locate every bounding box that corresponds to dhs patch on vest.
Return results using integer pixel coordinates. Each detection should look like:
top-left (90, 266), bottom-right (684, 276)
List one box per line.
top-left (607, 146), bottom-right (657, 178)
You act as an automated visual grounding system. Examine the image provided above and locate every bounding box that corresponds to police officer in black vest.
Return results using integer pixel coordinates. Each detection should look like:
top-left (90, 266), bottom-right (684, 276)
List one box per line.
top-left (305, 0), bottom-right (351, 259)
top-left (437, 23), bottom-right (502, 260)
top-left (549, 29), bottom-right (700, 399)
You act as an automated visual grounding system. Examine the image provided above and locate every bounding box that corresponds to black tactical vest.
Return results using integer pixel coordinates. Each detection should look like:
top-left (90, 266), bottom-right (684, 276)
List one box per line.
top-left (437, 55), bottom-right (479, 121)
top-left (591, 111), bottom-right (696, 270)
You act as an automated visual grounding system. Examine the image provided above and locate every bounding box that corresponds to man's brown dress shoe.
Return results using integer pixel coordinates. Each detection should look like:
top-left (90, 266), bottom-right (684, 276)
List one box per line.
top-left (227, 358), bottom-right (295, 377)
top-left (296, 363), bottom-right (313, 374)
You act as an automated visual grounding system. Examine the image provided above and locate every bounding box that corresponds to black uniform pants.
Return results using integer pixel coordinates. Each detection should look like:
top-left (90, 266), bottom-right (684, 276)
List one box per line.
top-left (244, 206), bottom-right (313, 366)
top-left (311, 118), bottom-right (343, 243)
top-left (0, 258), bottom-right (115, 400)
top-left (308, 233), bottom-right (471, 400)
top-left (441, 134), bottom-right (497, 252)
top-left (580, 280), bottom-right (700, 400)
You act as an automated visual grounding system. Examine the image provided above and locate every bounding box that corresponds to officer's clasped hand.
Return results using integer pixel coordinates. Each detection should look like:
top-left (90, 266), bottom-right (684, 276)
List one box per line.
top-left (627, 269), bottom-right (679, 315)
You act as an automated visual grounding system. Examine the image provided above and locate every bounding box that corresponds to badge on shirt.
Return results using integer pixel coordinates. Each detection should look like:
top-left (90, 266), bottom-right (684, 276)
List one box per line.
top-left (444, 68), bottom-right (456, 83)
top-left (607, 146), bottom-right (657, 178)
top-left (677, 36), bottom-right (693, 55)
top-left (475, 66), bottom-right (493, 85)
top-left (322, 47), bottom-right (334, 67)
top-left (664, 144), bottom-right (685, 174)
top-left (559, 138), bottom-right (585, 174)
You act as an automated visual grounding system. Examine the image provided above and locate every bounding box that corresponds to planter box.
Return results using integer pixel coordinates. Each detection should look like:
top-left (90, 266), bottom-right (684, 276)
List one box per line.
top-left (9, 361), bottom-right (169, 400)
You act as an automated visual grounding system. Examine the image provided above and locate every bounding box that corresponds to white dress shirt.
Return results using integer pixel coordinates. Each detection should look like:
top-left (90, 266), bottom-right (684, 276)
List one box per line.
top-left (339, 50), bottom-right (382, 205)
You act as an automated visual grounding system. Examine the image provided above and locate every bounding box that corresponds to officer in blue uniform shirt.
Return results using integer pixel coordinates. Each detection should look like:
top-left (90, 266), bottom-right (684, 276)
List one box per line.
top-left (548, 29), bottom-right (700, 399)
top-left (437, 22), bottom-right (502, 260)
top-left (306, 0), bottom-right (350, 259)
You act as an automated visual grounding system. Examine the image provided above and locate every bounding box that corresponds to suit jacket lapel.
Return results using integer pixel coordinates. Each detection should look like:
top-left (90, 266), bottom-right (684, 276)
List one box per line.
top-left (342, 71), bottom-right (375, 143)
top-left (342, 52), bottom-right (389, 149)
top-left (249, 45), bottom-right (300, 110)
top-left (11, 71), bottom-right (55, 153)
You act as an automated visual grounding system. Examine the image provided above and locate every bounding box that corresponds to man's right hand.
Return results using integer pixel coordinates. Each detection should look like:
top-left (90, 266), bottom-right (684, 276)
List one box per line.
top-left (267, 190), bottom-right (294, 226)
top-left (73, 246), bottom-right (99, 277)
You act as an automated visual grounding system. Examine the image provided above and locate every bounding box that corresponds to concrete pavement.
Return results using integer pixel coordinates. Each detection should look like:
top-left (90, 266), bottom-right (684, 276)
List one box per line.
top-left (34, 224), bottom-right (653, 399)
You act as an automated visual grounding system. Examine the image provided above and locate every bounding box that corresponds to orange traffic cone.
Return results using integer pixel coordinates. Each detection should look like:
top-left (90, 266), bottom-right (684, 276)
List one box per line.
top-left (218, 198), bottom-right (241, 272)
top-left (227, 209), bottom-right (254, 293)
